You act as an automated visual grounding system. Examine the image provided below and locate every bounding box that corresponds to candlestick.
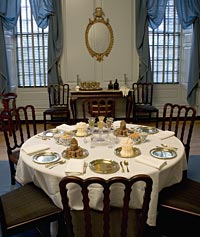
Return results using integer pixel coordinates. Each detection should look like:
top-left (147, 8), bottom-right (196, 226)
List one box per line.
top-left (76, 74), bottom-right (79, 85)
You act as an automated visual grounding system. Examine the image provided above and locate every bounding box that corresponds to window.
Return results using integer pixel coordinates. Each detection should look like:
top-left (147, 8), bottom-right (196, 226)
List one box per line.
top-left (16, 0), bottom-right (48, 87)
top-left (149, 0), bottom-right (181, 83)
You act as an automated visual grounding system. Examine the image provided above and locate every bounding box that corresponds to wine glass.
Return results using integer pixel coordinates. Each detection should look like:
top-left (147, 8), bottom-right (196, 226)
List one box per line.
top-left (88, 117), bottom-right (95, 134)
top-left (106, 117), bottom-right (114, 133)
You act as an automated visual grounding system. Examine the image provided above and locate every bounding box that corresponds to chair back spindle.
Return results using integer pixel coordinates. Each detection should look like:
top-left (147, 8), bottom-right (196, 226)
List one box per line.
top-left (161, 103), bottom-right (196, 161)
top-left (59, 175), bottom-right (153, 237)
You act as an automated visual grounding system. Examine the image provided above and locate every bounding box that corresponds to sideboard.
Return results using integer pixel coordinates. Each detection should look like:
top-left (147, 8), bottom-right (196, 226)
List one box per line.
top-left (70, 90), bottom-right (132, 123)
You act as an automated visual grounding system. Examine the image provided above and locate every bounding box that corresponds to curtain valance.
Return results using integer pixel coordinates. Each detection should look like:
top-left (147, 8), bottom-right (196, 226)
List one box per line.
top-left (29, 0), bottom-right (54, 29)
top-left (0, 0), bottom-right (21, 30)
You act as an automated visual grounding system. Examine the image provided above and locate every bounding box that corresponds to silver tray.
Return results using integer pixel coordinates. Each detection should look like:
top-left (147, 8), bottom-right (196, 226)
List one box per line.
top-left (33, 151), bottom-right (61, 164)
top-left (89, 159), bottom-right (120, 174)
top-left (136, 126), bottom-right (159, 134)
top-left (74, 130), bottom-right (92, 137)
top-left (114, 147), bottom-right (141, 158)
top-left (62, 148), bottom-right (89, 159)
top-left (43, 129), bottom-right (58, 138)
top-left (150, 147), bottom-right (177, 159)
top-left (113, 129), bottom-right (130, 137)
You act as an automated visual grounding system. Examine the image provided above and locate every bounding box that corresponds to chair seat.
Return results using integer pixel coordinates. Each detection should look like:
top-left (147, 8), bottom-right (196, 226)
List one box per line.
top-left (0, 183), bottom-right (62, 234)
top-left (44, 107), bottom-right (70, 114)
top-left (135, 104), bottom-right (159, 112)
top-left (159, 178), bottom-right (200, 216)
top-left (71, 208), bottom-right (141, 237)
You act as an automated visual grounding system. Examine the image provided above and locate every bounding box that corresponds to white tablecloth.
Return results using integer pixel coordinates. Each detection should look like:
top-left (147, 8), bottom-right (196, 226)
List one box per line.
top-left (16, 124), bottom-right (187, 226)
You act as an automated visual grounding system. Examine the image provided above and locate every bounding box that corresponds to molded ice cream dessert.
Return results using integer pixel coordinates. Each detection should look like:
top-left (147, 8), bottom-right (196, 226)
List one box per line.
top-left (120, 138), bottom-right (134, 157)
top-left (76, 122), bottom-right (87, 136)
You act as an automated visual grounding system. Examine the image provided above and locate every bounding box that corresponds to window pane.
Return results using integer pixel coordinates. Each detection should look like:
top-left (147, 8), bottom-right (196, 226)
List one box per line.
top-left (16, 0), bottom-right (48, 87)
top-left (149, 0), bottom-right (181, 84)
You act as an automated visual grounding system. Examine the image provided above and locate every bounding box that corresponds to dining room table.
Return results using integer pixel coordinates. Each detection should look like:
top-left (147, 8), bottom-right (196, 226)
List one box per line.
top-left (15, 121), bottom-right (187, 228)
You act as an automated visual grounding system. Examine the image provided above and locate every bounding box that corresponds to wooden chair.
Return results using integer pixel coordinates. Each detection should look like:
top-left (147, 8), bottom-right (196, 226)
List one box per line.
top-left (157, 103), bottom-right (198, 236)
top-left (161, 103), bottom-right (196, 162)
top-left (2, 105), bottom-right (37, 185)
top-left (131, 83), bottom-right (159, 127)
top-left (0, 182), bottom-right (64, 237)
top-left (0, 93), bottom-right (17, 135)
top-left (157, 179), bottom-right (200, 236)
top-left (59, 175), bottom-right (153, 237)
top-left (43, 84), bottom-right (70, 130)
top-left (82, 98), bottom-right (115, 122)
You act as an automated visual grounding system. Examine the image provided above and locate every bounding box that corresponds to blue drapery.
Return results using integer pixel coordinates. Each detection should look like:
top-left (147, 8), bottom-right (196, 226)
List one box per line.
top-left (0, 0), bottom-right (21, 93)
top-left (135, 0), bottom-right (168, 82)
top-left (47, 0), bottom-right (63, 85)
top-left (29, 0), bottom-right (54, 29)
top-left (175, 0), bottom-right (200, 105)
top-left (29, 0), bottom-right (63, 85)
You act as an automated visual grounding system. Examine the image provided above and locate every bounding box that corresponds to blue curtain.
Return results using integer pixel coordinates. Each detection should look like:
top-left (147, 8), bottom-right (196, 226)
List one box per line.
top-left (135, 0), bottom-right (168, 83)
top-left (0, 0), bottom-right (21, 94)
top-left (29, 0), bottom-right (54, 29)
top-left (29, 0), bottom-right (63, 85)
top-left (47, 0), bottom-right (63, 85)
top-left (175, 0), bottom-right (200, 105)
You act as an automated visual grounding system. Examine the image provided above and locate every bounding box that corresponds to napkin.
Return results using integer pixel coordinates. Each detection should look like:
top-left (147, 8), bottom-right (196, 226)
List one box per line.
top-left (22, 144), bottom-right (50, 155)
top-left (155, 131), bottom-right (175, 140)
top-left (120, 86), bottom-right (130, 97)
top-left (56, 124), bottom-right (76, 132)
top-left (134, 155), bottom-right (167, 170)
top-left (65, 159), bottom-right (85, 175)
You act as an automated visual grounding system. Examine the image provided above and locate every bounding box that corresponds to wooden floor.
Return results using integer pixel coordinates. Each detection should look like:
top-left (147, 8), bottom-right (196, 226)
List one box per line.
top-left (0, 120), bottom-right (200, 161)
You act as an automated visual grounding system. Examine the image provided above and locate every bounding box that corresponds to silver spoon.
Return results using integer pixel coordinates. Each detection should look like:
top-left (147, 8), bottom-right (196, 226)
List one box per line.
top-left (124, 160), bottom-right (129, 172)
top-left (46, 160), bottom-right (66, 169)
top-left (161, 144), bottom-right (178, 150)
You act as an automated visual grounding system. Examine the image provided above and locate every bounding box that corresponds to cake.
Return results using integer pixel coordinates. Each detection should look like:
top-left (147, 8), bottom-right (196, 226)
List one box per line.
top-left (63, 138), bottom-right (84, 158)
top-left (120, 138), bottom-right (134, 157)
top-left (114, 120), bottom-right (129, 136)
top-left (76, 122), bottom-right (87, 136)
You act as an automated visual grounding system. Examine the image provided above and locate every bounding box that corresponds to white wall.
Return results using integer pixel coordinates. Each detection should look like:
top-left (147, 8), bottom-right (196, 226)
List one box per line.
top-left (15, 0), bottom-right (199, 120)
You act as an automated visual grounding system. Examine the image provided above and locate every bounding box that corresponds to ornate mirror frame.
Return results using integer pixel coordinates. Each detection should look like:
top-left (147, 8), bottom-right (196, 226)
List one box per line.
top-left (85, 7), bottom-right (114, 62)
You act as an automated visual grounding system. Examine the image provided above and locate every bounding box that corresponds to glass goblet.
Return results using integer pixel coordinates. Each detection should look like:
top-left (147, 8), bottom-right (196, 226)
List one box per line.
top-left (88, 117), bottom-right (95, 133)
top-left (106, 117), bottom-right (114, 132)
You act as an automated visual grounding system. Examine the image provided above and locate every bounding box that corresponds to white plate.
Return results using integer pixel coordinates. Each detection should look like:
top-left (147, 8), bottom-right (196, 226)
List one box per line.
top-left (33, 151), bottom-right (61, 164)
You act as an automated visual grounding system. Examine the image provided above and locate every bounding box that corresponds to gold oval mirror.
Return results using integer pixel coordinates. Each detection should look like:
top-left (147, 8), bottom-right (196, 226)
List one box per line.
top-left (85, 7), bottom-right (114, 62)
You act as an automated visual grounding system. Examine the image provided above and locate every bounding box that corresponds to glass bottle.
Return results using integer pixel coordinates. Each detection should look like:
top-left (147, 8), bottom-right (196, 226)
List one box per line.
top-left (114, 79), bottom-right (119, 90)
top-left (108, 80), bottom-right (113, 90)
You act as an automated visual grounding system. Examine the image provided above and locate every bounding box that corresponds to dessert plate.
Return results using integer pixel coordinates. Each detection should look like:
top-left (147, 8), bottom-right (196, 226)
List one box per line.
top-left (43, 129), bottom-right (58, 138)
top-left (114, 147), bottom-right (141, 158)
top-left (33, 151), bottom-right (60, 164)
top-left (135, 126), bottom-right (159, 134)
top-left (150, 147), bottom-right (177, 159)
top-left (89, 159), bottom-right (120, 174)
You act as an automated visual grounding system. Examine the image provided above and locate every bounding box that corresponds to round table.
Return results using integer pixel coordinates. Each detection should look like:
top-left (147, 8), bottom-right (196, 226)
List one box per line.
top-left (16, 124), bottom-right (187, 226)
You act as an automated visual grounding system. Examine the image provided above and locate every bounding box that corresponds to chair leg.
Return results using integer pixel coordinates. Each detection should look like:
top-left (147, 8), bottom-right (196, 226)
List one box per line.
top-left (44, 113), bottom-right (47, 131)
top-left (9, 160), bottom-right (16, 185)
top-left (155, 111), bottom-right (159, 128)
